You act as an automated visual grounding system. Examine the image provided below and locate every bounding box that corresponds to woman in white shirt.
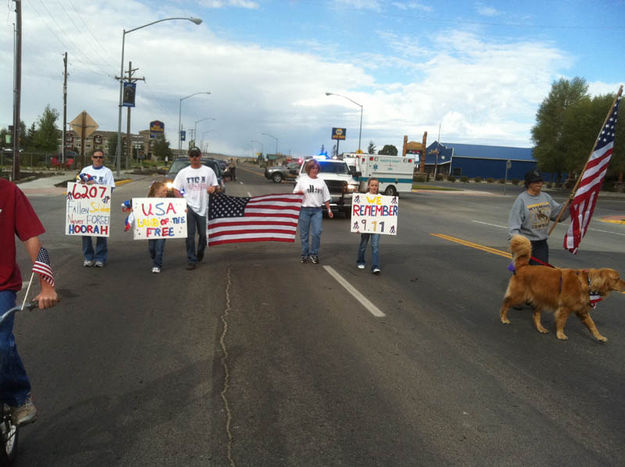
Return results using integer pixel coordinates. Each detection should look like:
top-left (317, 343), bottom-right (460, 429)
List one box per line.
top-left (293, 159), bottom-right (333, 264)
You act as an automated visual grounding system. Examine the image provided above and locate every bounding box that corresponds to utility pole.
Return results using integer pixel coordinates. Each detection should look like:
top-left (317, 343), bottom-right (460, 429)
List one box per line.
top-left (11, 0), bottom-right (22, 180)
top-left (62, 52), bottom-right (68, 164)
top-left (115, 61), bottom-right (144, 169)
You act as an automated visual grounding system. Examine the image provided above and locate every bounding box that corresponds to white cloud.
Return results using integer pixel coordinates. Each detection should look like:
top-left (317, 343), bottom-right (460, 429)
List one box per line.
top-left (392, 2), bottom-right (432, 12)
top-left (198, 0), bottom-right (259, 8)
top-left (475, 2), bottom-right (500, 17)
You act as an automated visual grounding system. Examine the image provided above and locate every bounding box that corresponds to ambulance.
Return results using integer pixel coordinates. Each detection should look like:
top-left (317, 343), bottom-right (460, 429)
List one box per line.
top-left (351, 154), bottom-right (416, 196)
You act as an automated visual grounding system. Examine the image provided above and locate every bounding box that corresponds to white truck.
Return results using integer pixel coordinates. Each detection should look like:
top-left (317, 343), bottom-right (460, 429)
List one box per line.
top-left (349, 154), bottom-right (416, 196)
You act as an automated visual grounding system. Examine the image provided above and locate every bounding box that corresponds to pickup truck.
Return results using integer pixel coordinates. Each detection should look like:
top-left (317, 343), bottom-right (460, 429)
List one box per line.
top-left (264, 161), bottom-right (301, 183)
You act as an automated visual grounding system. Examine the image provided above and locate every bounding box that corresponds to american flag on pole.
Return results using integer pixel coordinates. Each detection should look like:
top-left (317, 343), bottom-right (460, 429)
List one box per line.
top-left (32, 247), bottom-right (55, 287)
top-left (208, 193), bottom-right (304, 246)
top-left (564, 91), bottom-right (621, 254)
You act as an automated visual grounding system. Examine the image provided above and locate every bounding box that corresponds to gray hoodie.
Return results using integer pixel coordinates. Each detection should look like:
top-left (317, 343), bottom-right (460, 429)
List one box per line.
top-left (508, 190), bottom-right (568, 241)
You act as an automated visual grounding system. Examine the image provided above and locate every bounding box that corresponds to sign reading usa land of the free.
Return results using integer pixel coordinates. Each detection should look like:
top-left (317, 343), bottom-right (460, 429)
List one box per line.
top-left (132, 198), bottom-right (187, 240)
top-left (65, 182), bottom-right (112, 237)
top-left (350, 194), bottom-right (398, 235)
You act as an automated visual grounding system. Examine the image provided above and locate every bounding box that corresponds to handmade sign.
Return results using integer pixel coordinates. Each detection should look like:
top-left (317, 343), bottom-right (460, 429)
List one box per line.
top-left (350, 193), bottom-right (398, 235)
top-left (66, 182), bottom-right (112, 237)
top-left (132, 198), bottom-right (187, 240)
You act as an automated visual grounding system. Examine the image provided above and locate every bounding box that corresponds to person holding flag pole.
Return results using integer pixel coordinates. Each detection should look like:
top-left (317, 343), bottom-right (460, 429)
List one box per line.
top-left (550, 85), bottom-right (622, 254)
top-left (1, 178), bottom-right (59, 426)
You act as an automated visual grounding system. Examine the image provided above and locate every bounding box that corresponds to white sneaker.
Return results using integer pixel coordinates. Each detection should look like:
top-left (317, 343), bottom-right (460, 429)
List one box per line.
top-left (357, 264), bottom-right (365, 269)
top-left (11, 396), bottom-right (37, 426)
top-left (152, 267), bottom-right (161, 273)
top-left (94, 261), bottom-right (104, 268)
top-left (372, 268), bottom-right (381, 274)
top-left (83, 260), bottom-right (94, 267)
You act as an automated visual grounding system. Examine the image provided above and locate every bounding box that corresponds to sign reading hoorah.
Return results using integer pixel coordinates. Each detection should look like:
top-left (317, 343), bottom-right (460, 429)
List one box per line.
top-left (132, 198), bottom-right (187, 240)
top-left (350, 194), bottom-right (398, 235)
top-left (65, 182), bottom-right (112, 237)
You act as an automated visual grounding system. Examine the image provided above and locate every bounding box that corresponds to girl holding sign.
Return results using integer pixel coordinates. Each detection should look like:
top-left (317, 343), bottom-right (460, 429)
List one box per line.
top-left (146, 182), bottom-right (169, 273)
top-left (357, 178), bottom-right (381, 274)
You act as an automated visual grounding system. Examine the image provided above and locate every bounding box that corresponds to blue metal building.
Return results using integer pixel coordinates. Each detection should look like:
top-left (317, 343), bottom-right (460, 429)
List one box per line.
top-left (425, 141), bottom-right (537, 180)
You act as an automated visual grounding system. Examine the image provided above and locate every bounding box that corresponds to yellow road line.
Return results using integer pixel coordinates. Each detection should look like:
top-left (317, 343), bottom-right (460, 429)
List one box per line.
top-left (431, 233), bottom-right (511, 259)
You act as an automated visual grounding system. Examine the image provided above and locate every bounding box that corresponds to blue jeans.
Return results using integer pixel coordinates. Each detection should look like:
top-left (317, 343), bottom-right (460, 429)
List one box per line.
top-left (357, 233), bottom-right (380, 270)
top-left (186, 208), bottom-right (207, 263)
top-left (299, 207), bottom-right (323, 256)
top-left (530, 239), bottom-right (549, 265)
top-left (0, 290), bottom-right (31, 406)
top-left (149, 239), bottom-right (166, 268)
top-left (82, 236), bottom-right (108, 263)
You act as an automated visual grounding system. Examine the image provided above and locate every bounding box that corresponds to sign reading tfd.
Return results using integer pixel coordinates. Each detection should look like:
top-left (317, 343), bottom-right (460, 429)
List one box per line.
top-left (350, 194), bottom-right (398, 235)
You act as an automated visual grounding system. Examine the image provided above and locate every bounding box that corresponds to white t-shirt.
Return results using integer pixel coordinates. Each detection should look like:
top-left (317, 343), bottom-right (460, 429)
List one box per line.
top-left (173, 165), bottom-right (218, 215)
top-left (293, 175), bottom-right (330, 207)
top-left (79, 165), bottom-right (115, 187)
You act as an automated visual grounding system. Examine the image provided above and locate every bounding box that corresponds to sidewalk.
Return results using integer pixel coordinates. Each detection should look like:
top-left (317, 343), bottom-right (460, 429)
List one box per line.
top-left (14, 170), bottom-right (136, 196)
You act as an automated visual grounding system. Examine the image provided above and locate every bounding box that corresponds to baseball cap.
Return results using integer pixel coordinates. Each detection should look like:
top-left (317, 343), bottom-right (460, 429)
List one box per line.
top-left (188, 147), bottom-right (202, 157)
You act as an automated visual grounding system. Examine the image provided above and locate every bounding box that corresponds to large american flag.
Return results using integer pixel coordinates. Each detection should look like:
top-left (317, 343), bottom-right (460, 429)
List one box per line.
top-left (564, 91), bottom-right (621, 254)
top-left (208, 193), bottom-right (304, 246)
top-left (32, 247), bottom-right (55, 287)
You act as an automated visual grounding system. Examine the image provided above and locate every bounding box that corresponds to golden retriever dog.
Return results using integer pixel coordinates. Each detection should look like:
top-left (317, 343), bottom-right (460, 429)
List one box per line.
top-left (500, 235), bottom-right (625, 342)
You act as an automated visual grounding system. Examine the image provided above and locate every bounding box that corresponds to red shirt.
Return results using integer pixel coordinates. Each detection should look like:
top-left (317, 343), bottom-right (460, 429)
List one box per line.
top-left (0, 179), bottom-right (45, 291)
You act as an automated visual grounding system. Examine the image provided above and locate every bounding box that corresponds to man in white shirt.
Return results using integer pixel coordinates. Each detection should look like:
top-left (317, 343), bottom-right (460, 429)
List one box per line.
top-left (79, 150), bottom-right (115, 267)
top-left (173, 147), bottom-right (219, 270)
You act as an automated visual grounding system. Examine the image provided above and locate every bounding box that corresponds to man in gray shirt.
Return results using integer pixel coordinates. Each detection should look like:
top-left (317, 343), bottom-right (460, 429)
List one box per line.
top-left (508, 169), bottom-right (569, 265)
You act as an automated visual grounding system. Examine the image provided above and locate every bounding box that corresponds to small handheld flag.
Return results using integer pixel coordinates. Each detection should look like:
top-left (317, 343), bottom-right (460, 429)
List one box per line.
top-left (32, 247), bottom-right (55, 287)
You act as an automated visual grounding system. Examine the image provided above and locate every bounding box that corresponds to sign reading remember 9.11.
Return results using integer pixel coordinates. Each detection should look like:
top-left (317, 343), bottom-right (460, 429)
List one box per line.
top-left (350, 194), bottom-right (398, 235)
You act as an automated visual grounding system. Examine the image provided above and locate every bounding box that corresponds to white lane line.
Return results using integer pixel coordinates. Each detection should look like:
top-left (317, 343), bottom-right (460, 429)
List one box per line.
top-left (247, 191), bottom-right (252, 197)
top-left (322, 265), bottom-right (386, 318)
top-left (472, 220), bottom-right (507, 229)
top-left (589, 227), bottom-right (625, 237)
top-left (473, 219), bottom-right (625, 237)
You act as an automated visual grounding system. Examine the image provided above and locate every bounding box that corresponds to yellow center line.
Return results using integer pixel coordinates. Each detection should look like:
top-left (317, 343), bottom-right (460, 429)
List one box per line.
top-left (431, 233), bottom-right (512, 259)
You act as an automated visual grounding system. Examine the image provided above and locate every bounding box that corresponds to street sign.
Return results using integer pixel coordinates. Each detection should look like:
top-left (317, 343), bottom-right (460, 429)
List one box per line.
top-left (70, 111), bottom-right (98, 139)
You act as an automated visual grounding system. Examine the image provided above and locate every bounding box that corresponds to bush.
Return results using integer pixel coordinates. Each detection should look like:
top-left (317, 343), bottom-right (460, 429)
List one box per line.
top-left (498, 179), bottom-right (505, 184)
top-left (460, 176), bottom-right (469, 182)
top-left (511, 179), bottom-right (520, 185)
top-left (435, 173), bottom-right (444, 181)
top-left (486, 177), bottom-right (494, 183)
top-left (447, 175), bottom-right (456, 182)
top-left (413, 173), bottom-right (427, 183)
top-left (473, 176), bottom-right (482, 183)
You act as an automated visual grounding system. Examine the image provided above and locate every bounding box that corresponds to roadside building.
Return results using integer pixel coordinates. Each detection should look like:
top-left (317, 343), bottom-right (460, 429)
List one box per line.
top-left (425, 141), bottom-right (537, 181)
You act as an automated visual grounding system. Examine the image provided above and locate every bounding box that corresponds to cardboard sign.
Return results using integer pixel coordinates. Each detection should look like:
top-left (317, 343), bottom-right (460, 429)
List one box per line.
top-left (350, 194), bottom-right (398, 235)
top-left (132, 198), bottom-right (187, 240)
top-left (65, 182), bottom-right (112, 237)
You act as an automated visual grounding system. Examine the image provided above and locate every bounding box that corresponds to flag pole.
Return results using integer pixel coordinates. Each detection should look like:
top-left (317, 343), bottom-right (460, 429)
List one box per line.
top-left (548, 84), bottom-right (623, 236)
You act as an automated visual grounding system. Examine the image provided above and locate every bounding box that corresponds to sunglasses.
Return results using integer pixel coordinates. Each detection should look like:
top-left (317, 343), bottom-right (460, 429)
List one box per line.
top-left (190, 154), bottom-right (201, 158)
top-left (93, 156), bottom-right (104, 159)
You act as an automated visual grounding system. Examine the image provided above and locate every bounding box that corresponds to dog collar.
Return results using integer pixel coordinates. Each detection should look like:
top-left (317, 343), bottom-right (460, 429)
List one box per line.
top-left (585, 271), bottom-right (603, 308)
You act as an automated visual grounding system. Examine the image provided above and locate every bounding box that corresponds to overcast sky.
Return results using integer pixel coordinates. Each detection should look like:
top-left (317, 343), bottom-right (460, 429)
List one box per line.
top-left (1, 0), bottom-right (623, 157)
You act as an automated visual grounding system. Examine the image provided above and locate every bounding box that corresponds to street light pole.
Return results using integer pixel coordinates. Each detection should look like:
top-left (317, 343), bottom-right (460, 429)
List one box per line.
top-left (178, 92), bottom-right (211, 151)
top-left (261, 133), bottom-right (278, 155)
top-left (325, 92), bottom-right (363, 153)
top-left (115, 16), bottom-right (202, 178)
top-left (193, 117), bottom-right (216, 146)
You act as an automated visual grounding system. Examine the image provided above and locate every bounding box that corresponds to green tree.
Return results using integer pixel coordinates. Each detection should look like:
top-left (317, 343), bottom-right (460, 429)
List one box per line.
top-left (33, 105), bottom-right (60, 152)
top-left (152, 136), bottom-right (172, 160)
top-left (531, 77), bottom-right (588, 181)
top-left (368, 141), bottom-right (376, 154)
top-left (378, 144), bottom-right (398, 155)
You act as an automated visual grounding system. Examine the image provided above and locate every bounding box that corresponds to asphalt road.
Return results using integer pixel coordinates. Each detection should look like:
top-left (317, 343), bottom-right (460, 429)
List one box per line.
top-left (11, 164), bottom-right (625, 466)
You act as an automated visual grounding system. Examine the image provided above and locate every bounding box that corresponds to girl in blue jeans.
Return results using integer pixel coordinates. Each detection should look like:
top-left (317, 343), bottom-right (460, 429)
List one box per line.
top-left (146, 182), bottom-right (169, 273)
top-left (357, 178), bottom-right (381, 274)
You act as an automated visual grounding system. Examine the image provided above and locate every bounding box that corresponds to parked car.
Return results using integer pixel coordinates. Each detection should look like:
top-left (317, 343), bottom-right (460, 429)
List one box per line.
top-left (265, 161), bottom-right (301, 183)
top-left (166, 158), bottom-right (226, 193)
